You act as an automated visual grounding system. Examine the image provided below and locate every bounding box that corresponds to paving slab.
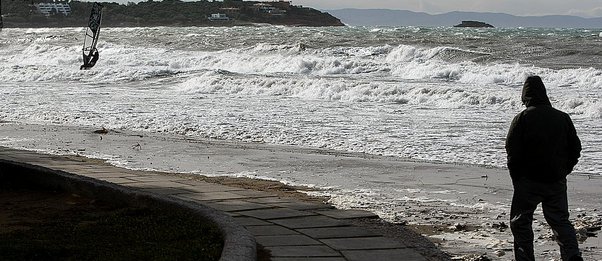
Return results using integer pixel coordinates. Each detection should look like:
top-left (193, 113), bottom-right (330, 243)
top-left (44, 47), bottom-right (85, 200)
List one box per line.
top-left (123, 175), bottom-right (187, 182)
top-left (232, 216), bottom-right (272, 226)
top-left (230, 189), bottom-right (275, 198)
top-left (320, 237), bottom-right (406, 250)
top-left (245, 197), bottom-right (295, 204)
top-left (245, 225), bottom-right (299, 236)
top-left (124, 180), bottom-right (192, 189)
top-left (315, 209), bottom-right (379, 219)
top-left (175, 191), bottom-right (248, 201)
top-left (226, 212), bottom-right (242, 217)
top-left (0, 155), bottom-right (19, 161)
top-left (269, 215), bottom-right (350, 229)
top-left (255, 234), bottom-right (323, 247)
top-left (205, 200), bottom-right (274, 212)
top-left (271, 258), bottom-right (346, 261)
top-left (135, 187), bottom-right (195, 196)
top-left (5, 156), bottom-right (55, 163)
top-left (268, 245), bottom-right (341, 257)
top-left (77, 171), bottom-right (140, 178)
top-left (97, 177), bottom-right (139, 184)
top-left (297, 227), bottom-right (382, 239)
top-left (272, 201), bottom-right (334, 211)
top-left (36, 164), bottom-right (97, 171)
top-left (42, 165), bottom-right (103, 171)
top-left (168, 185), bottom-right (238, 194)
top-left (342, 249), bottom-right (427, 261)
top-left (171, 179), bottom-right (213, 186)
top-left (236, 208), bottom-right (316, 220)
top-left (174, 180), bottom-right (246, 192)
top-left (72, 168), bottom-right (126, 174)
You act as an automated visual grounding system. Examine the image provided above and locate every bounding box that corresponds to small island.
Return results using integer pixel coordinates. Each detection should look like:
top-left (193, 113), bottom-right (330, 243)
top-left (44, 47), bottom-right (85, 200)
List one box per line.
top-left (0, 0), bottom-right (344, 28)
top-left (453, 21), bottom-right (494, 28)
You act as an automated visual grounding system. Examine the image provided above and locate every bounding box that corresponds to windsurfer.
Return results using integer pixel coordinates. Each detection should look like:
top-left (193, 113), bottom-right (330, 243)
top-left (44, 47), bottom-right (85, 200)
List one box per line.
top-left (80, 49), bottom-right (99, 70)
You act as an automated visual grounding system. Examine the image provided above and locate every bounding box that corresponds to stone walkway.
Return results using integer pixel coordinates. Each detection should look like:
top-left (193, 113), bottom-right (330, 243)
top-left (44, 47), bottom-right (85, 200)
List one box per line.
top-left (0, 147), bottom-right (431, 261)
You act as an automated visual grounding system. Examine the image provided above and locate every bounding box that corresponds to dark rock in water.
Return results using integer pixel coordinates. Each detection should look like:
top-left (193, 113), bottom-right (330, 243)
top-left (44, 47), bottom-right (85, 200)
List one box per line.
top-left (454, 21), bottom-right (494, 28)
top-left (93, 127), bottom-right (109, 134)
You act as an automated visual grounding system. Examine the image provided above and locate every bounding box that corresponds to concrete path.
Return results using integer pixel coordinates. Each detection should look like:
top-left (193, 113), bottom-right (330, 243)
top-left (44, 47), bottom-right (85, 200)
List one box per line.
top-left (0, 147), bottom-right (432, 261)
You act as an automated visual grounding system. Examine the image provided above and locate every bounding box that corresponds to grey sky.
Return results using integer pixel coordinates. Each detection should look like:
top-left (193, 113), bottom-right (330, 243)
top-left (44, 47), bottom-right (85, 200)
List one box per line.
top-left (292, 0), bottom-right (602, 18)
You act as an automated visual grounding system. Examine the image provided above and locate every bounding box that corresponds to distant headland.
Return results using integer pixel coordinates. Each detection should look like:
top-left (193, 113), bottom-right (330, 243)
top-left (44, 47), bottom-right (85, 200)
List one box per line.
top-left (327, 8), bottom-right (602, 28)
top-left (0, 0), bottom-right (344, 28)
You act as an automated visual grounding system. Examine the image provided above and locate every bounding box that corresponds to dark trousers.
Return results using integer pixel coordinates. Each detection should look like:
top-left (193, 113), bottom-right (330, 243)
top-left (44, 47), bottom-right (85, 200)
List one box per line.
top-left (510, 178), bottom-right (581, 261)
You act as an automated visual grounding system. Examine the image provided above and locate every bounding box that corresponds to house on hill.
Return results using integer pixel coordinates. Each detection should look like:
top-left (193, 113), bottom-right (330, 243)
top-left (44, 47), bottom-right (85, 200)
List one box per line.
top-left (35, 3), bottom-right (71, 16)
top-left (252, 3), bottom-right (286, 16)
top-left (208, 13), bottom-right (230, 21)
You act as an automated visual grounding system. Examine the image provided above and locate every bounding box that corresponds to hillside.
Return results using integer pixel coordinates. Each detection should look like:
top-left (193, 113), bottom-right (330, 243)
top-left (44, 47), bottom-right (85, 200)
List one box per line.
top-left (328, 8), bottom-right (602, 28)
top-left (0, 0), bottom-right (344, 27)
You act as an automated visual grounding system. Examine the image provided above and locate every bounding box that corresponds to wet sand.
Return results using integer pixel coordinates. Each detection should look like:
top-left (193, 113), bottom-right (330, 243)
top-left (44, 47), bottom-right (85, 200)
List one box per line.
top-left (0, 122), bottom-right (600, 260)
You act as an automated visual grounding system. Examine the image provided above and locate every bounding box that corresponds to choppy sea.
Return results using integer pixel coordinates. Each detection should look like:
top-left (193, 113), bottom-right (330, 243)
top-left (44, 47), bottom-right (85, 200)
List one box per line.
top-left (1, 26), bottom-right (601, 174)
top-left (3, 25), bottom-right (602, 260)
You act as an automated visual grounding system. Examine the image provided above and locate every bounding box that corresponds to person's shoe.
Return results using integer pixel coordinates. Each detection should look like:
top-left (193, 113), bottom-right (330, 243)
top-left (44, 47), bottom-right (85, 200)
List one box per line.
top-left (568, 255), bottom-right (584, 261)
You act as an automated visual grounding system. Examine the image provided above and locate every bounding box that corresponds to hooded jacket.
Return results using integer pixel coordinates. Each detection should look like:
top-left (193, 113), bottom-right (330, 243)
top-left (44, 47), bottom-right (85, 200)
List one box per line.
top-left (505, 76), bottom-right (581, 182)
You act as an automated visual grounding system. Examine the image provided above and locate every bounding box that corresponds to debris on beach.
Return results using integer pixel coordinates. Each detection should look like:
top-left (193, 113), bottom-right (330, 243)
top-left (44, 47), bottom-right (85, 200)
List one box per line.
top-left (450, 223), bottom-right (468, 232)
top-left (574, 218), bottom-right (602, 242)
top-left (93, 127), bottom-right (109, 134)
top-left (132, 143), bottom-right (142, 151)
top-left (491, 222), bottom-right (508, 231)
top-left (451, 253), bottom-right (491, 261)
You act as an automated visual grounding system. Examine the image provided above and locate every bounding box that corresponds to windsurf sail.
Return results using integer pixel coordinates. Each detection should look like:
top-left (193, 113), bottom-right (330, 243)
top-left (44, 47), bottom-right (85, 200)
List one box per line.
top-left (0, 0), bottom-right (4, 32)
top-left (81, 2), bottom-right (103, 69)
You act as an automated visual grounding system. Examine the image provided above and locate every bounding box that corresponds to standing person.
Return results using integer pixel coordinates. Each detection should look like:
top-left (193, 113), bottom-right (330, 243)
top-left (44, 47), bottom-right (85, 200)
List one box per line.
top-left (505, 76), bottom-right (583, 261)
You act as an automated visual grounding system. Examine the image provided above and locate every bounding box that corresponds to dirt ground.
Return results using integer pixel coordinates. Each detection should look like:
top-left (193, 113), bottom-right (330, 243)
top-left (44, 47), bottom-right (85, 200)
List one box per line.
top-left (0, 186), bottom-right (224, 261)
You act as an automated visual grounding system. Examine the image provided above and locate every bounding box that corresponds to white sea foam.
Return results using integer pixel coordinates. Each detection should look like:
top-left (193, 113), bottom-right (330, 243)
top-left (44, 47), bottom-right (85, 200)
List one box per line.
top-left (1, 26), bottom-right (601, 174)
top-left (3, 34), bottom-right (602, 90)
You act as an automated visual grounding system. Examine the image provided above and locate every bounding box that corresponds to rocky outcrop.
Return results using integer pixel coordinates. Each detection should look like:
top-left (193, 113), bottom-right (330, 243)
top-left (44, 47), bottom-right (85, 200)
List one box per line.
top-left (454, 21), bottom-right (494, 28)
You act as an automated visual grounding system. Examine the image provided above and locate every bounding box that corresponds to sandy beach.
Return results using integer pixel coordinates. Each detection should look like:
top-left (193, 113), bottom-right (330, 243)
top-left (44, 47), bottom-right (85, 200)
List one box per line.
top-left (1, 122), bottom-right (600, 260)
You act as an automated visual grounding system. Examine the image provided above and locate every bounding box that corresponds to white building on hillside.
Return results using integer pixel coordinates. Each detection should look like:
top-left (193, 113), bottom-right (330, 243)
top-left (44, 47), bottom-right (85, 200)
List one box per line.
top-left (35, 3), bottom-right (72, 16)
top-left (208, 13), bottom-right (230, 21)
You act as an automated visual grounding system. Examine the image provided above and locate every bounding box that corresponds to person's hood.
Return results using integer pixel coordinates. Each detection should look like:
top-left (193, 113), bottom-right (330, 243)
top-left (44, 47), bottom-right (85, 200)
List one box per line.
top-left (521, 76), bottom-right (552, 107)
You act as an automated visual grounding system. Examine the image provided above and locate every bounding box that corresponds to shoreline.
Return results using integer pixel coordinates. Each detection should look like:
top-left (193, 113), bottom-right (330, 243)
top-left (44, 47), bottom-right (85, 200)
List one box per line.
top-left (1, 122), bottom-right (600, 260)
top-left (62, 152), bottom-right (450, 260)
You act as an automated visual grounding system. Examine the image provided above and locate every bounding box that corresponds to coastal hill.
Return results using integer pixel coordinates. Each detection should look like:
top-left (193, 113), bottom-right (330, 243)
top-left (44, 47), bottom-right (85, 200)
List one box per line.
top-left (328, 8), bottom-right (602, 28)
top-left (1, 0), bottom-right (344, 27)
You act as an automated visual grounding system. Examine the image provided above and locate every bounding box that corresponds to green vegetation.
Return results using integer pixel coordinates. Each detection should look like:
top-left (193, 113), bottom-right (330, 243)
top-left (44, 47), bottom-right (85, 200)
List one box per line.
top-left (0, 0), bottom-right (344, 27)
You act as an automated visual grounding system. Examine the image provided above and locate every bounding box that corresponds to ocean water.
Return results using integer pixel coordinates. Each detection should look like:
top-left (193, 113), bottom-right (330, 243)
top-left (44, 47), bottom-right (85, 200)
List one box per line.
top-left (2, 26), bottom-right (602, 259)
top-left (1, 26), bottom-right (601, 174)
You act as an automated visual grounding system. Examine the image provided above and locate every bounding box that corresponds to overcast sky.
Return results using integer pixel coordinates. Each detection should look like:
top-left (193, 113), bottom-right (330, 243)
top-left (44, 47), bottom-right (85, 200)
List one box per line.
top-left (292, 0), bottom-right (602, 18)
